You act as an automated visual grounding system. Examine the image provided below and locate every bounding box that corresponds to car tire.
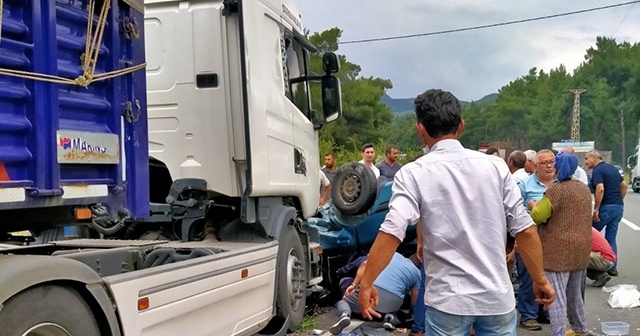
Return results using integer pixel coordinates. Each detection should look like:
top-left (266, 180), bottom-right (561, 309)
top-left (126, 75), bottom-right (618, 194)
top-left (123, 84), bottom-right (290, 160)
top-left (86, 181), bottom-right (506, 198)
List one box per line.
top-left (331, 162), bottom-right (378, 216)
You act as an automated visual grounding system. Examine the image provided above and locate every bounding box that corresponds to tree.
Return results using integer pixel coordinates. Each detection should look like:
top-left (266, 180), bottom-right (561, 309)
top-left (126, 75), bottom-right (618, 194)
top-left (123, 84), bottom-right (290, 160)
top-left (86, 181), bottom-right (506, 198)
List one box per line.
top-left (308, 28), bottom-right (394, 150)
top-left (459, 37), bottom-right (640, 164)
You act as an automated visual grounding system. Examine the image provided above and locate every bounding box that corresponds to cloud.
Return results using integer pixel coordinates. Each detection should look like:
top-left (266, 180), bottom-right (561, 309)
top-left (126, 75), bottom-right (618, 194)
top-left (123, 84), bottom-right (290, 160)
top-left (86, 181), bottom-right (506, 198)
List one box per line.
top-left (297, 0), bottom-right (640, 101)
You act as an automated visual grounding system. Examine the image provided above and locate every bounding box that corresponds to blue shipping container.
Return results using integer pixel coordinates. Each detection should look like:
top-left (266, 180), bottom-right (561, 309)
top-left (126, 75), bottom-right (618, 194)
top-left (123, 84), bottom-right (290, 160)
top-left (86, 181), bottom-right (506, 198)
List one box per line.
top-left (0, 0), bottom-right (148, 221)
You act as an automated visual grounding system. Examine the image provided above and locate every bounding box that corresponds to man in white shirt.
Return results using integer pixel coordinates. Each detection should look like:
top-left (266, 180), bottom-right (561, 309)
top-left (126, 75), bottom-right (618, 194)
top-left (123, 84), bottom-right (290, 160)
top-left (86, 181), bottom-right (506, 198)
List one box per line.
top-left (559, 147), bottom-right (589, 185)
top-left (319, 169), bottom-right (330, 207)
top-left (356, 89), bottom-right (554, 335)
top-left (508, 150), bottom-right (529, 183)
top-left (358, 143), bottom-right (380, 179)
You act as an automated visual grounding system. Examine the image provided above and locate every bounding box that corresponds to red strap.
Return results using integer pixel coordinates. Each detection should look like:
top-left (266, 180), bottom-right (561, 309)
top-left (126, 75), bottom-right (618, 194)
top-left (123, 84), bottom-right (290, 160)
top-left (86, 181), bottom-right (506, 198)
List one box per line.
top-left (0, 163), bottom-right (10, 181)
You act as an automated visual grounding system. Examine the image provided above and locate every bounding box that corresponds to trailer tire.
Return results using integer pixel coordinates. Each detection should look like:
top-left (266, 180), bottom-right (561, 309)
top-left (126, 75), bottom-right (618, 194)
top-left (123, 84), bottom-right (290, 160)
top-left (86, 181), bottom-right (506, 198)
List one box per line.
top-left (0, 284), bottom-right (100, 336)
top-left (331, 162), bottom-right (378, 215)
top-left (276, 225), bottom-right (307, 332)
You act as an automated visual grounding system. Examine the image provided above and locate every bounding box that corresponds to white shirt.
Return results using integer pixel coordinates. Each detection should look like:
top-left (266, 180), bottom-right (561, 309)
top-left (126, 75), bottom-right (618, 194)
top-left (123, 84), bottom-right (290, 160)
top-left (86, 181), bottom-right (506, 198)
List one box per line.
top-left (512, 168), bottom-right (529, 184)
top-left (358, 160), bottom-right (380, 179)
top-left (319, 169), bottom-right (330, 189)
top-left (379, 139), bottom-right (534, 316)
top-left (574, 166), bottom-right (589, 185)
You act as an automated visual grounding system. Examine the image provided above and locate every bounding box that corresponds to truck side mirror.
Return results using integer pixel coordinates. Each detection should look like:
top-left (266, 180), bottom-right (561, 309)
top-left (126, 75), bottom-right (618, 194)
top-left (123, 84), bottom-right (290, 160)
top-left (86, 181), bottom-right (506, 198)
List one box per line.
top-left (322, 52), bottom-right (340, 74)
top-left (321, 75), bottom-right (342, 122)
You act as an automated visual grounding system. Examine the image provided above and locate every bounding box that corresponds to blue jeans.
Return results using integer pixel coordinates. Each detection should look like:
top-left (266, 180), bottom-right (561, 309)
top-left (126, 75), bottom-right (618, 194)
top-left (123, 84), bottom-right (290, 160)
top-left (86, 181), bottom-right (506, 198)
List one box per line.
top-left (424, 305), bottom-right (517, 336)
top-left (411, 261), bottom-right (426, 333)
top-left (592, 204), bottom-right (623, 269)
top-left (515, 252), bottom-right (538, 321)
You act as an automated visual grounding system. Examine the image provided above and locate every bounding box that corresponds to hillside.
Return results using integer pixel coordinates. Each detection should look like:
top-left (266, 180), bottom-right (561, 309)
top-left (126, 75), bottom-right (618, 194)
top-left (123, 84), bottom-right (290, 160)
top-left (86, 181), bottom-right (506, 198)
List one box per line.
top-left (382, 92), bottom-right (498, 115)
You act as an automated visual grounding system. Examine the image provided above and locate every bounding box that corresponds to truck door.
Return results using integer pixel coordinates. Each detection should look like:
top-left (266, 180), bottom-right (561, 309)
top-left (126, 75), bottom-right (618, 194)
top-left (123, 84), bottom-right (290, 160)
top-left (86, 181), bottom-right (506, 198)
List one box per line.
top-left (239, 0), bottom-right (320, 218)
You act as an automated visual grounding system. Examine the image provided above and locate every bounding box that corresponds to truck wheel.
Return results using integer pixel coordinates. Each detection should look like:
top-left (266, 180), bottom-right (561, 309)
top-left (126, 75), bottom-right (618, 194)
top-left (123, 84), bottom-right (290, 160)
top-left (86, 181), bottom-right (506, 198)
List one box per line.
top-left (634, 187), bottom-right (639, 193)
top-left (0, 285), bottom-right (100, 336)
top-left (331, 162), bottom-right (378, 215)
top-left (276, 225), bottom-right (307, 332)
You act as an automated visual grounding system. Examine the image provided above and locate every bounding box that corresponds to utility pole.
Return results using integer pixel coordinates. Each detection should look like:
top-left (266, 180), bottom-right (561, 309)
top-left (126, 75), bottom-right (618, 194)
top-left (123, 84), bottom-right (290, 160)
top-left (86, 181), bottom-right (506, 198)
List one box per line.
top-left (569, 89), bottom-right (587, 141)
top-left (621, 109), bottom-right (625, 166)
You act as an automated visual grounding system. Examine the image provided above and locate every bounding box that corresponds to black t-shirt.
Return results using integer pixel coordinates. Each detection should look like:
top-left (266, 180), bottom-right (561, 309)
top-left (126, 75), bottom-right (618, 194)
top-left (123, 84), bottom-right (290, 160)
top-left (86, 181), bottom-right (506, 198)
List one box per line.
top-left (591, 162), bottom-right (623, 205)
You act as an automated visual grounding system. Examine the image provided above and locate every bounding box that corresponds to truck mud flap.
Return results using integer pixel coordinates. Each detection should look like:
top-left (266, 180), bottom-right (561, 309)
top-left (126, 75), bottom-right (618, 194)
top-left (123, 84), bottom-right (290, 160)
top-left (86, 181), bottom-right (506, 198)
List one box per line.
top-left (255, 315), bottom-right (290, 336)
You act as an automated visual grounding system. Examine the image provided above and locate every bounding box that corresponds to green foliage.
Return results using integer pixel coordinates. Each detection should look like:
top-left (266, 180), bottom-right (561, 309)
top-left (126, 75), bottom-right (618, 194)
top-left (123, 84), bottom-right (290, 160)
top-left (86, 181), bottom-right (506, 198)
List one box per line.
top-left (298, 314), bottom-right (318, 332)
top-left (308, 28), bottom-right (394, 151)
top-left (458, 37), bottom-right (640, 165)
top-left (319, 134), bottom-right (423, 167)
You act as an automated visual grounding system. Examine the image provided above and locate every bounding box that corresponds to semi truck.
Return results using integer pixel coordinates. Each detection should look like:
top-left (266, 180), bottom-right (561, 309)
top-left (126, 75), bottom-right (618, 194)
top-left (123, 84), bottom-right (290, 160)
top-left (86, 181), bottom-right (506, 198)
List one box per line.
top-left (0, 0), bottom-right (342, 335)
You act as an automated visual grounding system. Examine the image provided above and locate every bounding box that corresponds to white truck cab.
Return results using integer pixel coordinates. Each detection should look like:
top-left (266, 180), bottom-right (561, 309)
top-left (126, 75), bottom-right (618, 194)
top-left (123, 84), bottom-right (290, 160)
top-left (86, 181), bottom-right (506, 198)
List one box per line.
top-left (145, 0), bottom-right (340, 218)
top-left (141, 0), bottom-right (342, 334)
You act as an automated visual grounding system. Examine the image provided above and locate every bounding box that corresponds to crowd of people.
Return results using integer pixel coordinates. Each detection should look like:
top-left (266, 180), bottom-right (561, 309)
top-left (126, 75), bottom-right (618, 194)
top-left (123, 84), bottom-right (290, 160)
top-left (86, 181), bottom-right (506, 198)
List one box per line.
top-left (327, 88), bottom-right (627, 336)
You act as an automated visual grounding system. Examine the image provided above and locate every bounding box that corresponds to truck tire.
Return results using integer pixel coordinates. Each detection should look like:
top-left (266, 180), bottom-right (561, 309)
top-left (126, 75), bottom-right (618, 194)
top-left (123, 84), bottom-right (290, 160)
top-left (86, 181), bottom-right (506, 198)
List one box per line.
top-left (331, 162), bottom-right (378, 215)
top-left (276, 225), bottom-right (307, 332)
top-left (0, 284), bottom-right (100, 336)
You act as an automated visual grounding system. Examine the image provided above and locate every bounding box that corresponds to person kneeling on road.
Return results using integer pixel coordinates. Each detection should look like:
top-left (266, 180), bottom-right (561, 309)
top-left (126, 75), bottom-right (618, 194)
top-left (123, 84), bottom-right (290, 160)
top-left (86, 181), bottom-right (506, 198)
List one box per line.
top-left (330, 252), bottom-right (420, 335)
top-left (588, 227), bottom-right (616, 287)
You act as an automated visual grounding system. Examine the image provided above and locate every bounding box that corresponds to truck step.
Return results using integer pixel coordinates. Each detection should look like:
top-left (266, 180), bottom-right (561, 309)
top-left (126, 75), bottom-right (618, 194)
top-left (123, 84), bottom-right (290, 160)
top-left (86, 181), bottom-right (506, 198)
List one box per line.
top-left (158, 240), bottom-right (268, 251)
top-left (51, 239), bottom-right (167, 248)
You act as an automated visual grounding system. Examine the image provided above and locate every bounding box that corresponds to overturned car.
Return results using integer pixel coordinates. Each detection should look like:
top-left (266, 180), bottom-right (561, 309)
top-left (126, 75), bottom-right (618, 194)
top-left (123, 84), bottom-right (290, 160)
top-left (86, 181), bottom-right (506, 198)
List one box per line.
top-left (308, 162), bottom-right (417, 293)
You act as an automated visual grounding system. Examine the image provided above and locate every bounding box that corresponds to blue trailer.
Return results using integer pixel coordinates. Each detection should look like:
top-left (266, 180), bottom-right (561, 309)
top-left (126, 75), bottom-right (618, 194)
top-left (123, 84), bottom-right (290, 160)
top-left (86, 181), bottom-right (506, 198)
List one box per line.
top-left (0, 0), bottom-right (345, 334)
top-left (0, 0), bottom-right (148, 232)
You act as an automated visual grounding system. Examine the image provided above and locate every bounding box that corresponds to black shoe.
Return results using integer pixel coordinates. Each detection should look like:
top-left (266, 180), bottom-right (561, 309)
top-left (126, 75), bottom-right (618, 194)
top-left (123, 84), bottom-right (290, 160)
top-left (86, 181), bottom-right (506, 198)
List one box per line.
top-left (383, 313), bottom-right (396, 331)
top-left (330, 315), bottom-right (351, 335)
top-left (592, 272), bottom-right (612, 287)
top-left (608, 269), bottom-right (619, 277)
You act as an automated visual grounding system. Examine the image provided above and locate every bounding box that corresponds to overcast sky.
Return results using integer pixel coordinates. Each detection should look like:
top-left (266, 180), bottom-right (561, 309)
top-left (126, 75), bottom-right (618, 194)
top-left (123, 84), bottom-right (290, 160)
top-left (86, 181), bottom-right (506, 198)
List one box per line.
top-left (297, 0), bottom-right (640, 102)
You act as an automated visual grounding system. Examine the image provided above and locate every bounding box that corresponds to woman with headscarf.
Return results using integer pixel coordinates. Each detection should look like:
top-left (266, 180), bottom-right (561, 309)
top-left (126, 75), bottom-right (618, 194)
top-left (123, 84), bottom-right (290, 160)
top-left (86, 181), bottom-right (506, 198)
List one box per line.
top-left (529, 152), bottom-right (593, 336)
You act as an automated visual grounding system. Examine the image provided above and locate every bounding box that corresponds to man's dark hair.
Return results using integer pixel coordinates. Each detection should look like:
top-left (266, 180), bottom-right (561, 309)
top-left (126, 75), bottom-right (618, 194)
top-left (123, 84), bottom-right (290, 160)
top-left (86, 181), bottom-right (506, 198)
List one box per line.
top-left (508, 150), bottom-right (526, 169)
top-left (325, 151), bottom-right (336, 158)
top-left (385, 145), bottom-right (398, 155)
top-left (361, 143), bottom-right (375, 152)
top-left (414, 89), bottom-right (462, 138)
top-left (485, 147), bottom-right (499, 155)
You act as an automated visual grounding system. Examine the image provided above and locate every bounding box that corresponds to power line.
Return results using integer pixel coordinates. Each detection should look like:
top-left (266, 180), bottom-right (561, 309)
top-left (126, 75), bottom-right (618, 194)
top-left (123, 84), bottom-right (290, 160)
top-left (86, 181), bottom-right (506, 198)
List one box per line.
top-left (612, 2), bottom-right (636, 37)
top-left (339, 0), bottom-right (640, 45)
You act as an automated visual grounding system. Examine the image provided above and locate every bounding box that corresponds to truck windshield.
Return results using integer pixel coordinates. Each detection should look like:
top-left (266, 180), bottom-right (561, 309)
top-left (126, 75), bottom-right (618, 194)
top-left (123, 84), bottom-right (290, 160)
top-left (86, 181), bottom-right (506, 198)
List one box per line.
top-left (284, 37), bottom-right (311, 119)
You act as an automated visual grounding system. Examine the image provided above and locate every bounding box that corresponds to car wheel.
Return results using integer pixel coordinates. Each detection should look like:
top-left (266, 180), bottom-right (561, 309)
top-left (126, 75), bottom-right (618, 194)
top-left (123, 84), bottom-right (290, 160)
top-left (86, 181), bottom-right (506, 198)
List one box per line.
top-left (331, 162), bottom-right (378, 216)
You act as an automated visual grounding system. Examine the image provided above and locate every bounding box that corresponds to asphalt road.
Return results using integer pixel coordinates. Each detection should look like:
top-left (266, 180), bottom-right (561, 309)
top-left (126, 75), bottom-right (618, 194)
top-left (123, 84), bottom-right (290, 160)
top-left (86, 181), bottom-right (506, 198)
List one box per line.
top-left (289, 190), bottom-right (640, 336)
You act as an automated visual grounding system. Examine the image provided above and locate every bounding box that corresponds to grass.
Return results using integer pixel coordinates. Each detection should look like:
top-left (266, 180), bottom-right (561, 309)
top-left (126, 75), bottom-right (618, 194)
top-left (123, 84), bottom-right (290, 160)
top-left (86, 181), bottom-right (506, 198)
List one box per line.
top-left (298, 314), bottom-right (318, 332)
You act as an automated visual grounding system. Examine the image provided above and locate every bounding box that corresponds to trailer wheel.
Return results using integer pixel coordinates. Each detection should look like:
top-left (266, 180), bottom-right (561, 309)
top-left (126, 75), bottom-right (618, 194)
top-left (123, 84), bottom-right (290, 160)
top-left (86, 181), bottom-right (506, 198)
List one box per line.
top-left (0, 285), bottom-right (100, 336)
top-left (276, 225), bottom-right (307, 332)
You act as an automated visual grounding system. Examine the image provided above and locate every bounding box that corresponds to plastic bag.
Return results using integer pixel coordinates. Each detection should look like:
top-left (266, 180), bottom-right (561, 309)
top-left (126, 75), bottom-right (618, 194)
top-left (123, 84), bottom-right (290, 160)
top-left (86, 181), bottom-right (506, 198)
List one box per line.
top-left (603, 284), bottom-right (640, 309)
